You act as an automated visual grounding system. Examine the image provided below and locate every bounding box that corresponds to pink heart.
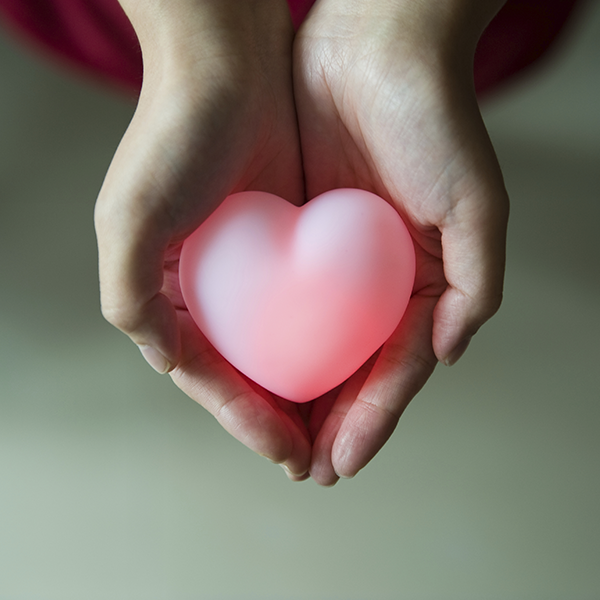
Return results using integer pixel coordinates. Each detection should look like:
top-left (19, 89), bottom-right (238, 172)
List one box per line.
top-left (179, 189), bottom-right (415, 403)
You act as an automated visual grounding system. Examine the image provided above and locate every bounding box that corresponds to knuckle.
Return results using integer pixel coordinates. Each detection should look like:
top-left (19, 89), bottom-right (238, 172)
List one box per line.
top-left (478, 291), bottom-right (504, 323)
top-left (100, 300), bottom-right (141, 334)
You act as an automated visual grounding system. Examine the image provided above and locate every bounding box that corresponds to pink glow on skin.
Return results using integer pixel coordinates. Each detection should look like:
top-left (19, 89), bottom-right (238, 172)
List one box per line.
top-left (179, 189), bottom-right (416, 403)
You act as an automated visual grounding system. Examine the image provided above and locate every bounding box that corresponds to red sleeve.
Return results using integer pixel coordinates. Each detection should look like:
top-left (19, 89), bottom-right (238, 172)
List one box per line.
top-left (0, 0), bottom-right (142, 93)
top-left (0, 0), bottom-right (585, 97)
top-left (474, 0), bottom-right (584, 96)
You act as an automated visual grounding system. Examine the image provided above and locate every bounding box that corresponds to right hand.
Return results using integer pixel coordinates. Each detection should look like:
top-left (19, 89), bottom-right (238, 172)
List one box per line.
top-left (95, 0), bottom-right (312, 478)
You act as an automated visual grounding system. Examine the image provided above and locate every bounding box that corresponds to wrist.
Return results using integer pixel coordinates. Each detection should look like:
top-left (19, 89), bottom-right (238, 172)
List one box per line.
top-left (301, 0), bottom-right (508, 66)
top-left (118, 0), bottom-right (294, 86)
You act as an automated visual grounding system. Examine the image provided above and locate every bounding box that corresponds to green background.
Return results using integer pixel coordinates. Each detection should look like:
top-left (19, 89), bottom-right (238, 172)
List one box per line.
top-left (1, 3), bottom-right (599, 598)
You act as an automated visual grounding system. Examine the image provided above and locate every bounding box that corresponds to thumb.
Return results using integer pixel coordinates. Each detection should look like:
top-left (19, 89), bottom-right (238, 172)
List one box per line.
top-left (433, 182), bottom-right (509, 366)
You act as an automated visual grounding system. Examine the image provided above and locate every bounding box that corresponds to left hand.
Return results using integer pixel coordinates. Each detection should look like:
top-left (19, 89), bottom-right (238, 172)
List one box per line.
top-left (293, 0), bottom-right (510, 485)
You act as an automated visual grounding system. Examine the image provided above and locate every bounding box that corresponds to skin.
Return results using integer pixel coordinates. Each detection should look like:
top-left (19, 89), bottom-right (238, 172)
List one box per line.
top-left (95, 0), bottom-right (509, 485)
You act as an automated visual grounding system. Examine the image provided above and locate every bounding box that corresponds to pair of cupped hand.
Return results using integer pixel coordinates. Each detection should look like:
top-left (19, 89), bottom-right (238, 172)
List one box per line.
top-left (95, 0), bottom-right (509, 486)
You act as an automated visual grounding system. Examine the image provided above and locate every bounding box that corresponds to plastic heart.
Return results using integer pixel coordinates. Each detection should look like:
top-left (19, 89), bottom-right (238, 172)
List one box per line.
top-left (179, 188), bottom-right (415, 402)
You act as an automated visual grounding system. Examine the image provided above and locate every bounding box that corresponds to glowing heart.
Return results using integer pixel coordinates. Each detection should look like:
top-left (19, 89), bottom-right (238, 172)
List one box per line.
top-left (179, 189), bottom-right (415, 402)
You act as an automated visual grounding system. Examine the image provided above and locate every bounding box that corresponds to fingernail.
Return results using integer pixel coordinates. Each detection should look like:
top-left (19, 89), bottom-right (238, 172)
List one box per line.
top-left (280, 464), bottom-right (309, 482)
top-left (444, 337), bottom-right (472, 366)
top-left (138, 344), bottom-right (170, 374)
top-left (280, 464), bottom-right (297, 476)
top-left (280, 464), bottom-right (294, 478)
top-left (335, 468), bottom-right (355, 480)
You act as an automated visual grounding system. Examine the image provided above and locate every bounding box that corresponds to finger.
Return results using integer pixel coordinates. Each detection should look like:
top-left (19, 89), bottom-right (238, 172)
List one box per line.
top-left (170, 311), bottom-right (312, 476)
top-left (95, 197), bottom-right (181, 372)
top-left (434, 183), bottom-right (509, 365)
top-left (307, 391), bottom-right (337, 442)
top-left (330, 293), bottom-right (438, 479)
top-left (309, 369), bottom-right (370, 486)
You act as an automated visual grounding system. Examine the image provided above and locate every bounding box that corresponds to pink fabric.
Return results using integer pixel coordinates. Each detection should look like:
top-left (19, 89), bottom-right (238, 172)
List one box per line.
top-left (0, 0), bottom-right (142, 92)
top-left (473, 0), bottom-right (584, 95)
top-left (0, 0), bottom-right (584, 96)
top-left (288, 0), bottom-right (314, 30)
